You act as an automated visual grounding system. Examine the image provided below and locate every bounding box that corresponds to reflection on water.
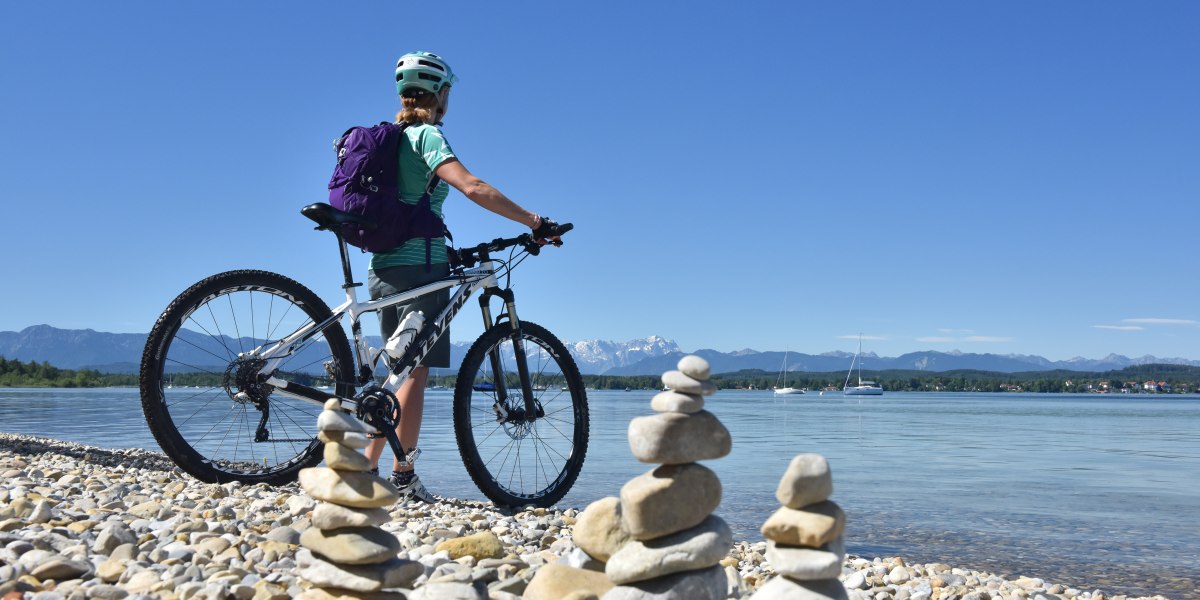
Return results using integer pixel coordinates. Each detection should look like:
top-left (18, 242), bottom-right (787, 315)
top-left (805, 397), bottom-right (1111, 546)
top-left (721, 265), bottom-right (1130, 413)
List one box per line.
top-left (1, 388), bottom-right (1197, 599)
top-left (0, 388), bottom-right (155, 447)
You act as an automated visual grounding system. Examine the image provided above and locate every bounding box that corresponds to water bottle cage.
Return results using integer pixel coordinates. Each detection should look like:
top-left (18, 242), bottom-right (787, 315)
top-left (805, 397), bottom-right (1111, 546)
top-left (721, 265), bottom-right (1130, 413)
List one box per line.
top-left (385, 312), bottom-right (426, 363)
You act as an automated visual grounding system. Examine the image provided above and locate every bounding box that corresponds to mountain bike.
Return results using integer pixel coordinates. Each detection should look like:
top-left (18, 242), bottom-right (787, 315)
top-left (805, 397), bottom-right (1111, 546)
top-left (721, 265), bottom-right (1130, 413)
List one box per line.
top-left (139, 202), bottom-right (588, 508)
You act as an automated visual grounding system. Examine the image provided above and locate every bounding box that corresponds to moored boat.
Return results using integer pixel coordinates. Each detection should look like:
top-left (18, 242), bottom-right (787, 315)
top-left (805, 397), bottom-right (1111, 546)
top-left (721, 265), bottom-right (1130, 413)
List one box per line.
top-left (843, 334), bottom-right (883, 395)
top-left (774, 349), bottom-right (806, 395)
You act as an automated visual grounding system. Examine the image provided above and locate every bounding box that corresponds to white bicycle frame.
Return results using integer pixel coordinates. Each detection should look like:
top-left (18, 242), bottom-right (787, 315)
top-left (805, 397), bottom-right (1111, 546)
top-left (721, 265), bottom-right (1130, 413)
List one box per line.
top-left (239, 202), bottom-right (562, 470)
top-left (259, 260), bottom-right (502, 410)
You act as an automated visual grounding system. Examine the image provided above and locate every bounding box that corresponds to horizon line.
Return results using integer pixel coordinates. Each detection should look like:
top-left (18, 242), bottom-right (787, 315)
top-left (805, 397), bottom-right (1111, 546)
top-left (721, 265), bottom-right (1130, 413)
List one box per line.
top-left (3, 324), bottom-right (1196, 364)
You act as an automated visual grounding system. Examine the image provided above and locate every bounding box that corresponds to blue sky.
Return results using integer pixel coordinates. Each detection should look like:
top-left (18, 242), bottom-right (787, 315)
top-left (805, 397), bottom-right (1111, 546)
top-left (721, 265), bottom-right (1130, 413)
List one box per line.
top-left (1, 1), bottom-right (1197, 361)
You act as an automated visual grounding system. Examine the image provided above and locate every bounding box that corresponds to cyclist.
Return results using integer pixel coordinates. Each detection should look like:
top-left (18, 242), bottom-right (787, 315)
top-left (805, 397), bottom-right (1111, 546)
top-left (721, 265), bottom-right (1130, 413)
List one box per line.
top-left (364, 51), bottom-right (561, 502)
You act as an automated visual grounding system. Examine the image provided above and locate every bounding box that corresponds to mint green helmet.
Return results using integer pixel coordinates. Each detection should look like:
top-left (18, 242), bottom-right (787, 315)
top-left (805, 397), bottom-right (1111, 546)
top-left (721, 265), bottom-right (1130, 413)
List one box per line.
top-left (395, 51), bottom-right (457, 96)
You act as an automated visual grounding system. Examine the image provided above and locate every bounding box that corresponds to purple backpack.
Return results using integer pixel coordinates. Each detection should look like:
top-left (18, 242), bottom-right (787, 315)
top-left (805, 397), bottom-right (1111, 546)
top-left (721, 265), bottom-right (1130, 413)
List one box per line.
top-left (328, 122), bottom-right (447, 264)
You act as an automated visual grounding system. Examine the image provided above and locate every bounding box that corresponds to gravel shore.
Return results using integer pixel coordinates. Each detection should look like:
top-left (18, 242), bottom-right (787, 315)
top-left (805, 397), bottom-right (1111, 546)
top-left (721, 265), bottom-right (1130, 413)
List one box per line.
top-left (0, 434), bottom-right (1174, 600)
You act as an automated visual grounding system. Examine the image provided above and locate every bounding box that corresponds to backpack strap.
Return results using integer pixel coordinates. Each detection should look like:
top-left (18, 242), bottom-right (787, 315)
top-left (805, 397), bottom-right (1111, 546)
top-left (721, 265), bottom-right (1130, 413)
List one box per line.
top-left (421, 157), bottom-right (453, 243)
top-left (417, 171), bottom-right (453, 271)
top-left (398, 120), bottom-right (454, 270)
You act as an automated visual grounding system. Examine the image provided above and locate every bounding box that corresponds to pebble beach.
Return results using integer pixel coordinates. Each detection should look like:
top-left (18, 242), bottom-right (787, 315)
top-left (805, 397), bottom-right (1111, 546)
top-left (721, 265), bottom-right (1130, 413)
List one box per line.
top-left (0, 433), bottom-right (1175, 600)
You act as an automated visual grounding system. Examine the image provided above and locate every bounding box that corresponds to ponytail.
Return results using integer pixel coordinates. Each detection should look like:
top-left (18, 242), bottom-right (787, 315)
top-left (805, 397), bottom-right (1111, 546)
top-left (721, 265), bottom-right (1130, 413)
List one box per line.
top-left (396, 91), bottom-right (440, 124)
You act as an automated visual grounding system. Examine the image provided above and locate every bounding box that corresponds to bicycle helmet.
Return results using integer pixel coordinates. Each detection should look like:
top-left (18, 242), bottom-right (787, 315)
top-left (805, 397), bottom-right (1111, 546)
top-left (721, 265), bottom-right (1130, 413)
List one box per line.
top-left (395, 51), bottom-right (457, 96)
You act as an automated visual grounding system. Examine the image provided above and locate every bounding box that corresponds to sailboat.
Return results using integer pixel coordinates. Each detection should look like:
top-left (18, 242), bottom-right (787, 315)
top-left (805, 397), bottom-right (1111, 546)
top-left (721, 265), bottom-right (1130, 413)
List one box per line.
top-left (773, 350), bottom-right (806, 395)
top-left (843, 335), bottom-right (883, 395)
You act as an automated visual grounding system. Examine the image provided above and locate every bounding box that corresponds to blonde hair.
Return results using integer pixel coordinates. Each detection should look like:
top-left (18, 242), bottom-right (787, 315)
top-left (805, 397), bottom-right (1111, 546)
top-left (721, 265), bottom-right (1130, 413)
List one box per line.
top-left (395, 91), bottom-right (441, 124)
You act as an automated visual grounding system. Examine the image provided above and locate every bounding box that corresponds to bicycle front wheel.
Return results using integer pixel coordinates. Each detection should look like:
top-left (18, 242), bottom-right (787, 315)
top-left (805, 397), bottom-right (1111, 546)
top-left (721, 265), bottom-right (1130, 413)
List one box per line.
top-left (454, 321), bottom-right (589, 508)
top-left (140, 270), bottom-right (354, 485)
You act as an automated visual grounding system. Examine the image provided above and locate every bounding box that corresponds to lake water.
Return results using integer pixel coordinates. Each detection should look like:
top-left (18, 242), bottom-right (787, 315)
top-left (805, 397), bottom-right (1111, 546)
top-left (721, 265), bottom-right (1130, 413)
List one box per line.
top-left (1, 387), bottom-right (1197, 599)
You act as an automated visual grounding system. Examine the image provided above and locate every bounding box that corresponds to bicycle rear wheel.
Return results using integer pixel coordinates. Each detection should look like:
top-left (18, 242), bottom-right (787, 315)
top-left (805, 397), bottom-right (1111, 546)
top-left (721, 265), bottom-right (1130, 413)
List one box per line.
top-left (453, 321), bottom-right (588, 508)
top-left (140, 270), bottom-right (354, 485)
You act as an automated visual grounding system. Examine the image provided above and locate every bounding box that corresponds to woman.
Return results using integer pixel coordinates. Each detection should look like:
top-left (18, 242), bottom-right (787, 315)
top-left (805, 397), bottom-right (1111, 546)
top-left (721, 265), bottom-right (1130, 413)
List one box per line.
top-left (363, 51), bottom-right (560, 503)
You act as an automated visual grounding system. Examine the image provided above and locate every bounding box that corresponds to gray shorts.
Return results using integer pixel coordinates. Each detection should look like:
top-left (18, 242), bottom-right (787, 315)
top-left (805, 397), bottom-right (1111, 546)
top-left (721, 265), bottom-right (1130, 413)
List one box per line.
top-left (368, 263), bottom-right (451, 368)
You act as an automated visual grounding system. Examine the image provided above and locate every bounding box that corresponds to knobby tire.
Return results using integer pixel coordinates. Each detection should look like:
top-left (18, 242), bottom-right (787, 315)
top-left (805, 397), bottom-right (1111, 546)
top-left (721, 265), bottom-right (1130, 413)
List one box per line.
top-left (453, 321), bottom-right (588, 508)
top-left (139, 270), bottom-right (354, 485)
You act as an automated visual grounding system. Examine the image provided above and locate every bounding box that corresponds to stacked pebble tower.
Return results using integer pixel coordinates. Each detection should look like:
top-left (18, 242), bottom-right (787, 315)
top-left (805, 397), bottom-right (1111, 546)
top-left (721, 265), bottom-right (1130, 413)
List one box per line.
top-left (588, 355), bottom-right (735, 600)
top-left (294, 398), bottom-right (423, 599)
top-left (748, 454), bottom-right (850, 600)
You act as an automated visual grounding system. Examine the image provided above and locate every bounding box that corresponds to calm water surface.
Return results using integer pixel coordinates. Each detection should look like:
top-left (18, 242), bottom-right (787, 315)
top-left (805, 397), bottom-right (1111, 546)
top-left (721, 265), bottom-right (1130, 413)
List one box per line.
top-left (1, 388), bottom-right (1197, 599)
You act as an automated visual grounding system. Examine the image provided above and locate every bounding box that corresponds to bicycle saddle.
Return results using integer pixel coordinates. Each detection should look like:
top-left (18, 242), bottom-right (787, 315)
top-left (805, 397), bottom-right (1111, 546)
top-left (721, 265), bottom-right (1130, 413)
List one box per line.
top-left (301, 202), bottom-right (376, 231)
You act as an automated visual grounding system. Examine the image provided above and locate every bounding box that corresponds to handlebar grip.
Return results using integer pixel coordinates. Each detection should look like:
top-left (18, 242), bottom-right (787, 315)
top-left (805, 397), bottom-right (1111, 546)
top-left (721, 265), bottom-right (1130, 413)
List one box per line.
top-left (553, 222), bottom-right (574, 236)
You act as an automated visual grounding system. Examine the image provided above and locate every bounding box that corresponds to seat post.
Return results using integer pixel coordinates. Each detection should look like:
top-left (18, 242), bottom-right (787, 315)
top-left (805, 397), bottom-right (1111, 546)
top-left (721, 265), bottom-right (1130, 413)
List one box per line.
top-left (335, 234), bottom-right (360, 289)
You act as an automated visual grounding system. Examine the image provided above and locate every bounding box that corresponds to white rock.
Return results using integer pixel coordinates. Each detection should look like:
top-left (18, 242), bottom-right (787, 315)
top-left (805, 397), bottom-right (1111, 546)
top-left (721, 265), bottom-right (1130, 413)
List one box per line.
top-left (677, 355), bottom-right (711, 381)
top-left (660, 371), bottom-right (717, 396)
top-left (324, 442), bottom-right (373, 472)
top-left (296, 548), bottom-right (422, 592)
top-left (776, 454), bottom-right (834, 509)
top-left (319, 430), bottom-right (371, 449)
top-left (28, 500), bottom-right (54, 524)
top-left (627, 411), bottom-right (731, 464)
top-left (298, 467), bottom-right (399, 508)
top-left (317, 409), bottom-right (369, 433)
top-left (765, 537), bottom-right (845, 580)
top-left (560, 546), bottom-right (605, 571)
top-left (605, 515), bottom-right (733, 584)
top-left (649, 390), bottom-right (705, 414)
top-left (299, 526), bottom-right (402, 565)
top-left (888, 565), bottom-right (911, 584)
top-left (842, 571), bottom-right (867, 589)
top-left (311, 502), bottom-right (390, 529)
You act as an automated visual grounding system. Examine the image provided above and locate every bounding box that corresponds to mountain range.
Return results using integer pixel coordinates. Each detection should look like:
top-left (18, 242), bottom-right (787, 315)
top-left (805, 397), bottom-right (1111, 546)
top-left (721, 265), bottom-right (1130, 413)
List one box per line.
top-left (3, 325), bottom-right (1198, 376)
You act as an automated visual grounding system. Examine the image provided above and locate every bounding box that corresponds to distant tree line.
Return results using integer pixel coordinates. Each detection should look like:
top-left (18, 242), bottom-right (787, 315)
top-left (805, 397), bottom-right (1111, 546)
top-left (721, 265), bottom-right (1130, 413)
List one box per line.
top-left (4, 354), bottom-right (1198, 394)
top-left (707, 364), bottom-right (1200, 394)
top-left (0, 356), bottom-right (129, 388)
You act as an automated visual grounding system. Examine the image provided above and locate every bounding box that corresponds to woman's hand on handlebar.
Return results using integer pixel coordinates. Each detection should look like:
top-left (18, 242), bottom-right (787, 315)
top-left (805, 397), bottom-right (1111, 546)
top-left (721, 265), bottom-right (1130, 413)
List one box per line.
top-left (532, 216), bottom-right (567, 247)
top-left (450, 221), bottom-right (573, 267)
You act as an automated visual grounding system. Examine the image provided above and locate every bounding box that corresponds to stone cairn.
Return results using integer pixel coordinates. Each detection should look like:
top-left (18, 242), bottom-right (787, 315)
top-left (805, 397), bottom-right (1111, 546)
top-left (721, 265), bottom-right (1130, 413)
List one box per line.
top-left (555, 355), bottom-right (734, 600)
top-left (748, 454), bottom-right (849, 600)
top-left (294, 398), bottom-right (422, 599)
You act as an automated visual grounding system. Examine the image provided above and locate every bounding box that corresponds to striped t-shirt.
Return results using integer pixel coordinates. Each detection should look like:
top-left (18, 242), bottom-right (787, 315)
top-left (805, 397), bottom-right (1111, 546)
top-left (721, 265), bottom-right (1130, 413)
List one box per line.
top-left (369, 123), bottom-right (455, 270)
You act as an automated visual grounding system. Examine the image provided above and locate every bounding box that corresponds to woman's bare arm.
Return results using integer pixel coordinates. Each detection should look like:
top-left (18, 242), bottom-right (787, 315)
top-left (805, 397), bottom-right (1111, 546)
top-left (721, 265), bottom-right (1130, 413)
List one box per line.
top-left (436, 158), bottom-right (539, 229)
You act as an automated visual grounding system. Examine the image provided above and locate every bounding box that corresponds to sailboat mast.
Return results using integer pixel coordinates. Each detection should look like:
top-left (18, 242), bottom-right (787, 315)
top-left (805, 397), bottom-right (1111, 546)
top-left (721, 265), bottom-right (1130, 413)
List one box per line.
top-left (857, 335), bottom-right (864, 385)
top-left (843, 340), bottom-right (856, 389)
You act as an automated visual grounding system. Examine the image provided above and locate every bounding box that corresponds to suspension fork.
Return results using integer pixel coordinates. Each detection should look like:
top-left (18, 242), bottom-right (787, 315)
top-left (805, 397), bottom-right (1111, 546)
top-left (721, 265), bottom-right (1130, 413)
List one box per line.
top-left (478, 288), bottom-right (539, 420)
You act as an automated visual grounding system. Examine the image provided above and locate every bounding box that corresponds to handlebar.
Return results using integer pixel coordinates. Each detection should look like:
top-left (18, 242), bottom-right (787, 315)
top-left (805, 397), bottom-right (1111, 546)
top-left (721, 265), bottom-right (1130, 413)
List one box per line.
top-left (450, 222), bottom-right (573, 268)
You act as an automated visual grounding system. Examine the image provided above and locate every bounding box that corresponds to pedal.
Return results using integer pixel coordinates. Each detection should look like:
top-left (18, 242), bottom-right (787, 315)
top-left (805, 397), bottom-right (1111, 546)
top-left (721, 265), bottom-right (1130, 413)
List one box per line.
top-left (395, 447), bottom-right (421, 469)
